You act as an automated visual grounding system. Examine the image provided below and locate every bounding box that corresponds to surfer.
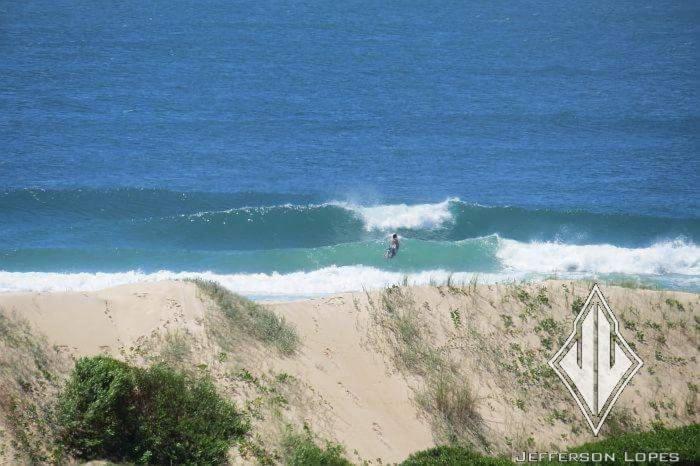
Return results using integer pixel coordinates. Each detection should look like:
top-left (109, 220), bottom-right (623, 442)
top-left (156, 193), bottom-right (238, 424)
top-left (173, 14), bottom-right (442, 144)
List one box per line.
top-left (385, 233), bottom-right (400, 259)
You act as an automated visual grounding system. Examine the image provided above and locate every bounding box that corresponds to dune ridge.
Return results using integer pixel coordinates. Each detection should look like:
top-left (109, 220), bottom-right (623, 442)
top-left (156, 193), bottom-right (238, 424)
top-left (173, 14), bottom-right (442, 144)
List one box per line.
top-left (0, 280), bottom-right (697, 464)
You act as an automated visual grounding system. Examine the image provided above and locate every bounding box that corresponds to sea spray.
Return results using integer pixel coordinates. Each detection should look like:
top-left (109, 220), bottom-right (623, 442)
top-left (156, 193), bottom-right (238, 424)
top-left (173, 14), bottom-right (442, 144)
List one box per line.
top-left (333, 198), bottom-right (457, 231)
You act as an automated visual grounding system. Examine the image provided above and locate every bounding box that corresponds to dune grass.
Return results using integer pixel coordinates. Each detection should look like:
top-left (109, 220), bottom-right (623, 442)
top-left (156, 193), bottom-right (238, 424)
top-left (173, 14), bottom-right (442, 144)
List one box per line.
top-left (416, 371), bottom-right (483, 445)
top-left (367, 285), bottom-right (484, 447)
top-left (189, 279), bottom-right (299, 356)
top-left (605, 277), bottom-right (660, 290)
top-left (159, 329), bottom-right (192, 365)
top-left (376, 286), bottom-right (443, 375)
top-left (0, 310), bottom-right (65, 464)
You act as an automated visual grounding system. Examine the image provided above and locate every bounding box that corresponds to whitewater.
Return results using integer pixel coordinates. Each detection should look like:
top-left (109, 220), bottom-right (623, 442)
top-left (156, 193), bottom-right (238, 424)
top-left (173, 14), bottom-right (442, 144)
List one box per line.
top-left (1, 193), bottom-right (698, 298)
top-left (1, 238), bottom-right (697, 297)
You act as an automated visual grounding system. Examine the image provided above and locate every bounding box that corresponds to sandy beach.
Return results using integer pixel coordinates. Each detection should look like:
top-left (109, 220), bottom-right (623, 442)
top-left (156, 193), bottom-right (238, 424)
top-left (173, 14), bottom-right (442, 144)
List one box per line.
top-left (1, 279), bottom-right (698, 464)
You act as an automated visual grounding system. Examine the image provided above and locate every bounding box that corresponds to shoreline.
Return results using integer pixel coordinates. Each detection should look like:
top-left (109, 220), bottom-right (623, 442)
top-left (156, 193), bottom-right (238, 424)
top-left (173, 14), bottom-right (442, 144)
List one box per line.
top-left (0, 268), bottom-right (698, 300)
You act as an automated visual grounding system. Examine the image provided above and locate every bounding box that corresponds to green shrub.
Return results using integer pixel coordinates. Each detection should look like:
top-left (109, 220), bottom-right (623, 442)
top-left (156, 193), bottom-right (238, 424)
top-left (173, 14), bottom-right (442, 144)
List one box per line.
top-left (665, 298), bottom-right (685, 312)
top-left (281, 426), bottom-right (351, 466)
top-left (57, 357), bottom-right (137, 460)
top-left (401, 445), bottom-right (513, 465)
top-left (189, 279), bottom-right (299, 355)
top-left (57, 356), bottom-right (247, 464)
top-left (566, 424), bottom-right (699, 465)
top-left (401, 425), bottom-right (700, 465)
top-left (571, 296), bottom-right (585, 315)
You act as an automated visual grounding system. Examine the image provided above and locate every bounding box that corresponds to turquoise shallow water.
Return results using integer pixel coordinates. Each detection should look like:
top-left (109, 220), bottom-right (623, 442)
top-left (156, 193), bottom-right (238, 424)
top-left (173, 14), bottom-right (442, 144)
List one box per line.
top-left (1, 1), bottom-right (698, 296)
top-left (0, 191), bottom-right (697, 296)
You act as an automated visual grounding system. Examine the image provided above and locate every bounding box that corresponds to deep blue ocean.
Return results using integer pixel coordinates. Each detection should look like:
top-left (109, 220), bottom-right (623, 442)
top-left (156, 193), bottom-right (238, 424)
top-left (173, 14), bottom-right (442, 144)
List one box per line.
top-left (1, 1), bottom-right (698, 297)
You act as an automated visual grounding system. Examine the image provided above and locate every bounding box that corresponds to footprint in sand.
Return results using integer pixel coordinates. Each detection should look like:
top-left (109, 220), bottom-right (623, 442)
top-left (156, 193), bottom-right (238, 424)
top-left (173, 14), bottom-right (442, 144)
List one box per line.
top-left (371, 422), bottom-right (391, 448)
top-left (165, 299), bottom-right (185, 321)
top-left (337, 381), bottom-right (361, 406)
top-left (104, 302), bottom-right (115, 322)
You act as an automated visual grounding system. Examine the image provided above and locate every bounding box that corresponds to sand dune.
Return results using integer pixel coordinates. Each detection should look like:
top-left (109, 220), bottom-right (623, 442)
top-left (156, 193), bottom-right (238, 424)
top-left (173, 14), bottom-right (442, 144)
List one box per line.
top-left (0, 280), bottom-right (698, 464)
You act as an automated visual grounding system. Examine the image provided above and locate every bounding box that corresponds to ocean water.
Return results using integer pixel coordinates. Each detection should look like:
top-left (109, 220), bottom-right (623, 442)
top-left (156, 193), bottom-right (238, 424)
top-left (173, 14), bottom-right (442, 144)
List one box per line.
top-left (1, 1), bottom-right (698, 298)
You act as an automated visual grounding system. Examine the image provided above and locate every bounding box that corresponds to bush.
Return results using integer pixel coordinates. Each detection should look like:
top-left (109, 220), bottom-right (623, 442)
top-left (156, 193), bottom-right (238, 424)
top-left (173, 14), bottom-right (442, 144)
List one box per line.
top-left (57, 356), bottom-right (248, 464)
top-left (401, 445), bottom-right (513, 465)
top-left (189, 279), bottom-right (299, 355)
top-left (566, 424), bottom-right (699, 465)
top-left (571, 296), bottom-right (585, 315)
top-left (401, 425), bottom-right (700, 465)
top-left (281, 426), bottom-right (351, 466)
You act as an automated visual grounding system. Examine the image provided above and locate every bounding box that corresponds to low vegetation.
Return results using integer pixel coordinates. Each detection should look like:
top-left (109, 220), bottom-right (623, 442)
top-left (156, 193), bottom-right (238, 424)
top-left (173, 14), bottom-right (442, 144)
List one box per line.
top-left (2, 281), bottom-right (697, 464)
top-left (605, 277), bottom-right (659, 290)
top-left (366, 286), bottom-right (484, 447)
top-left (0, 310), bottom-right (66, 464)
top-left (402, 424), bottom-right (699, 465)
top-left (372, 285), bottom-right (442, 375)
top-left (571, 296), bottom-right (585, 315)
top-left (416, 371), bottom-right (483, 444)
top-left (280, 425), bottom-right (351, 466)
top-left (189, 279), bottom-right (300, 355)
top-left (159, 329), bottom-right (192, 364)
top-left (57, 356), bottom-right (248, 464)
top-left (401, 445), bottom-right (513, 465)
top-left (564, 424), bottom-right (699, 465)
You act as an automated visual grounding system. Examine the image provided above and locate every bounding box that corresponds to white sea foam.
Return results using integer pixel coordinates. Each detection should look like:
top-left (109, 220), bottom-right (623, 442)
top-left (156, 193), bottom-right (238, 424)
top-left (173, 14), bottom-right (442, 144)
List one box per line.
top-left (183, 198), bottom-right (458, 231)
top-left (497, 238), bottom-right (700, 275)
top-left (1, 240), bottom-right (697, 299)
top-left (0, 267), bottom-right (513, 298)
top-left (337, 198), bottom-right (457, 231)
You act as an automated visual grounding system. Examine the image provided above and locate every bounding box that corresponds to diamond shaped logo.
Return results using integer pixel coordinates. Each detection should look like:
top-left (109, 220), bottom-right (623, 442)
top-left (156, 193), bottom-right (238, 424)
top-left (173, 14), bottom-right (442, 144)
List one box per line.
top-left (549, 284), bottom-right (643, 435)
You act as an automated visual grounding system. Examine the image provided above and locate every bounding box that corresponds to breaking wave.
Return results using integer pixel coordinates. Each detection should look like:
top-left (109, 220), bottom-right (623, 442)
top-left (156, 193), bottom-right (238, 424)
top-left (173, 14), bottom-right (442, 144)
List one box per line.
top-left (497, 239), bottom-right (699, 276)
top-left (1, 238), bottom-right (697, 297)
top-left (2, 189), bottom-right (699, 297)
top-left (2, 189), bottom-right (698, 250)
top-left (333, 198), bottom-right (457, 231)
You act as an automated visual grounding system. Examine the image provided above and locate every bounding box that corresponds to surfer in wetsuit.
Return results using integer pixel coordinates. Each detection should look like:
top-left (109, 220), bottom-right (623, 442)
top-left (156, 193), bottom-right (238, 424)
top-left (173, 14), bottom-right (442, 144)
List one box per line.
top-left (386, 233), bottom-right (400, 259)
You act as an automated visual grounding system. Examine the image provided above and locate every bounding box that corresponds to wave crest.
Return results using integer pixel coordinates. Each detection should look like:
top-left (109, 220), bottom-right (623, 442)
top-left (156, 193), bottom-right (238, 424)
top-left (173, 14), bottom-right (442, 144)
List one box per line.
top-left (498, 239), bottom-right (699, 275)
top-left (2, 239), bottom-right (699, 298)
top-left (335, 198), bottom-right (457, 231)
